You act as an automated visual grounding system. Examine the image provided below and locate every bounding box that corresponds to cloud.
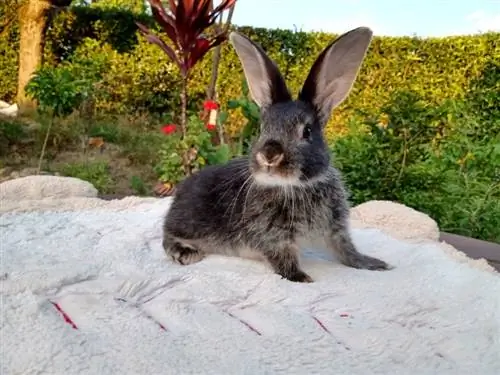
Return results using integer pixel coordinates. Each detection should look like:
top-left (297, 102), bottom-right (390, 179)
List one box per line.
top-left (465, 10), bottom-right (500, 33)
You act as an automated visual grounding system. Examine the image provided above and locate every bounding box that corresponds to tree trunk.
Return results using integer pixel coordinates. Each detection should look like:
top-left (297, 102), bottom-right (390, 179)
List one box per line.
top-left (16, 0), bottom-right (51, 110)
top-left (180, 75), bottom-right (188, 139)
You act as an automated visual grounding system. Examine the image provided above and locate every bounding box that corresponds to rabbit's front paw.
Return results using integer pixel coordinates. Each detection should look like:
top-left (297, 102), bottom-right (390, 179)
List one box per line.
top-left (346, 253), bottom-right (392, 271)
top-left (168, 243), bottom-right (205, 265)
top-left (288, 270), bottom-right (314, 283)
top-left (328, 229), bottom-right (393, 271)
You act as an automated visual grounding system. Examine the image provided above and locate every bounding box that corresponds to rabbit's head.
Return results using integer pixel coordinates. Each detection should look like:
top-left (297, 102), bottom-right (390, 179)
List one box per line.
top-left (229, 27), bottom-right (373, 187)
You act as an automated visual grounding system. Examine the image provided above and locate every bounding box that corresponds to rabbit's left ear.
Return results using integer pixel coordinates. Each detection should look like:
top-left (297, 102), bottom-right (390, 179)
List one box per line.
top-left (229, 31), bottom-right (291, 109)
top-left (299, 27), bottom-right (373, 127)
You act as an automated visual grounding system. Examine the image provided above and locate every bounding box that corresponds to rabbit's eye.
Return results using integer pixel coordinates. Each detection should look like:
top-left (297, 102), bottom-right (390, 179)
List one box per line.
top-left (302, 126), bottom-right (312, 140)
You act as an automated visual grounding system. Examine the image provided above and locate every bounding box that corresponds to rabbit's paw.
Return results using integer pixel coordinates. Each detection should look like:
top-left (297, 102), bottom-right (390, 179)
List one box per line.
top-left (346, 253), bottom-right (392, 271)
top-left (169, 243), bottom-right (205, 265)
top-left (287, 270), bottom-right (314, 283)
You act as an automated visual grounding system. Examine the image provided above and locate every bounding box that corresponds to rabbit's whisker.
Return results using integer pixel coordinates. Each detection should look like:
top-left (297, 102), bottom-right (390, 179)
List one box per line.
top-left (242, 178), bottom-right (255, 219)
top-left (214, 162), bottom-right (250, 208)
top-left (227, 174), bottom-right (253, 223)
top-left (290, 186), bottom-right (296, 232)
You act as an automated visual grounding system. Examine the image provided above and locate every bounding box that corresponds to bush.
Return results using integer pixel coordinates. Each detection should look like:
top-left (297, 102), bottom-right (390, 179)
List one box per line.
top-left (331, 93), bottom-right (500, 242)
top-left (1, 4), bottom-right (499, 137)
top-left (155, 115), bottom-right (230, 184)
top-left (0, 0), bottom-right (20, 103)
top-left (25, 53), bottom-right (106, 117)
top-left (60, 161), bottom-right (114, 193)
top-left (68, 37), bottom-right (183, 114)
top-left (0, 117), bottom-right (28, 156)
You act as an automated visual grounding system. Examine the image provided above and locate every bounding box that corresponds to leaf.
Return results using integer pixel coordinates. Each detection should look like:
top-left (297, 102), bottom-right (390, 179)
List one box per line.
top-left (136, 22), bottom-right (181, 67)
top-left (227, 99), bottom-right (241, 109)
top-left (212, 0), bottom-right (236, 17)
top-left (217, 110), bottom-right (229, 126)
top-left (174, 0), bottom-right (187, 47)
top-left (149, 5), bottom-right (178, 45)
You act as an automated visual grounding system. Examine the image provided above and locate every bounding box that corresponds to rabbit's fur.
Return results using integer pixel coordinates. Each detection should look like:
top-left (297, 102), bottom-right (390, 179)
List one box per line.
top-left (162, 27), bottom-right (391, 282)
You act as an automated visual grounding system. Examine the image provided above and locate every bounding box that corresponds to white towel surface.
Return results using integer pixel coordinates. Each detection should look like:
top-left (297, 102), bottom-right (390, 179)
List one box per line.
top-left (1, 193), bottom-right (499, 374)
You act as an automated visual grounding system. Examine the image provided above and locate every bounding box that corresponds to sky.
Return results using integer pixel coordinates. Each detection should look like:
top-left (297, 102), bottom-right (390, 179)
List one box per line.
top-left (230, 0), bottom-right (500, 37)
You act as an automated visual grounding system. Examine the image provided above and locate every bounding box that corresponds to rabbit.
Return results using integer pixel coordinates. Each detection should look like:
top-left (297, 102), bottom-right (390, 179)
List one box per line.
top-left (161, 27), bottom-right (392, 282)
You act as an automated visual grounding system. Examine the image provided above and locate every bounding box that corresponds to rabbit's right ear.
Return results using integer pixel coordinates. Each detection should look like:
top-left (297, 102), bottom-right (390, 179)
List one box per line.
top-left (229, 32), bottom-right (291, 109)
top-left (299, 27), bottom-right (373, 127)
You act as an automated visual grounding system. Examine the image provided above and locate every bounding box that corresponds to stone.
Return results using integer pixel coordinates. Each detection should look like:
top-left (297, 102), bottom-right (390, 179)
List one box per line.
top-left (350, 200), bottom-right (440, 242)
top-left (0, 175), bottom-right (98, 201)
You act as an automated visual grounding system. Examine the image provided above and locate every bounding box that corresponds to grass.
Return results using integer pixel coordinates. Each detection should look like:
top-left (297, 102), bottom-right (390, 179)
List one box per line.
top-left (59, 161), bottom-right (115, 194)
top-left (0, 112), bottom-right (162, 195)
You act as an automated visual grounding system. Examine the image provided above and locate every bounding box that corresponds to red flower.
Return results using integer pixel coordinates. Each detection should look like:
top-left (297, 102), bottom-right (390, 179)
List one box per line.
top-left (161, 124), bottom-right (177, 135)
top-left (206, 124), bottom-right (216, 132)
top-left (203, 100), bottom-right (219, 111)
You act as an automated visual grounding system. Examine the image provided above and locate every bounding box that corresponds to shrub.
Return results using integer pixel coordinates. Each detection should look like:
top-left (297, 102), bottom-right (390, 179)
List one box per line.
top-left (68, 37), bottom-right (182, 114)
top-left (0, 117), bottom-right (28, 156)
top-left (60, 161), bottom-right (114, 193)
top-left (117, 129), bottom-right (165, 166)
top-left (220, 78), bottom-right (261, 156)
top-left (130, 175), bottom-right (147, 195)
top-left (25, 55), bottom-right (105, 117)
top-left (331, 93), bottom-right (500, 242)
top-left (1, 4), bottom-right (499, 138)
top-left (155, 115), bottom-right (229, 184)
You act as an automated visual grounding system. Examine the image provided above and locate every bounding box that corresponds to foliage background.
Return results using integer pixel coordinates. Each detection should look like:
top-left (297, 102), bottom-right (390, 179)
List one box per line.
top-left (0, 2), bottom-right (499, 242)
top-left (1, 4), bottom-right (499, 139)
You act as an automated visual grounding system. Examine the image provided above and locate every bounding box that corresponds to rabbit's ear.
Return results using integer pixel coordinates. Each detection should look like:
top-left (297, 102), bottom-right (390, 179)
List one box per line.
top-left (299, 27), bottom-right (373, 127)
top-left (229, 32), bottom-right (291, 108)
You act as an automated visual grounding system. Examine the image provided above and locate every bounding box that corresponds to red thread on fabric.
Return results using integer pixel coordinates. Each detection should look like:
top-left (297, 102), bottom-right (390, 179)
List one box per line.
top-left (225, 311), bottom-right (262, 336)
top-left (51, 302), bottom-right (78, 329)
top-left (312, 316), bottom-right (330, 334)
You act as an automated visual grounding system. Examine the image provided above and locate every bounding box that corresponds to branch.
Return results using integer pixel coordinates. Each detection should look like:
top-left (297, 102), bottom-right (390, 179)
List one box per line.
top-left (206, 2), bottom-right (235, 100)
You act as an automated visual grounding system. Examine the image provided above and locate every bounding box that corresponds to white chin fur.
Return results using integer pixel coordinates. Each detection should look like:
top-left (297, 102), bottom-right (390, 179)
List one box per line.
top-left (252, 172), bottom-right (301, 187)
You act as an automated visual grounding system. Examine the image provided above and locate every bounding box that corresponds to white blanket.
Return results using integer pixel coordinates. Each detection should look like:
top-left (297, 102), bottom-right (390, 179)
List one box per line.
top-left (1, 192), bottom-right (499, 374)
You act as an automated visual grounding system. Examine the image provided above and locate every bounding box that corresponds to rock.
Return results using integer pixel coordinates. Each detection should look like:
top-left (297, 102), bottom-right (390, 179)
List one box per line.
top-left (350, 200), bottom-right (440, 242)
top-left (0, 175), bottom-right (98, 201)
top-left (0, 103), bottom-right (18, 117)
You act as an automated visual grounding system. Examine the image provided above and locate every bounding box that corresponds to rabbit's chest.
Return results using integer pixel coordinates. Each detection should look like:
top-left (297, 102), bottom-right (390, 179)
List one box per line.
top-left (261, 196), bottom-right (330, 234)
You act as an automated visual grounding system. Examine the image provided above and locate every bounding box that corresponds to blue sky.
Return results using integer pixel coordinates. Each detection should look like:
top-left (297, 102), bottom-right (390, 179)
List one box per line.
top-left (231, 0), bottom-right (500, 37)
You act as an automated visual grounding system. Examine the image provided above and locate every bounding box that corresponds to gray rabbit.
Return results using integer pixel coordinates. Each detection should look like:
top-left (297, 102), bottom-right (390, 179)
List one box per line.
top-left (162, 27), bottom-right (391, 282)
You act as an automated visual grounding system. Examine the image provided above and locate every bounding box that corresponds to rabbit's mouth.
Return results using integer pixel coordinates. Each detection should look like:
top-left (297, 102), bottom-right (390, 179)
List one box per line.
top-left (250, 141), bottom-right (302, 187)
top-left (251, 161), bottom-right (301, 187)
top-left (252, 169), bottom-right (301, 187)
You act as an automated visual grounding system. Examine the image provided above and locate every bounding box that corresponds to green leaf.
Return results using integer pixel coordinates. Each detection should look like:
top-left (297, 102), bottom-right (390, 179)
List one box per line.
top-left (227, 100), bottom-right (241, 109)
top-left (217, 110), bottom-right (229, 126)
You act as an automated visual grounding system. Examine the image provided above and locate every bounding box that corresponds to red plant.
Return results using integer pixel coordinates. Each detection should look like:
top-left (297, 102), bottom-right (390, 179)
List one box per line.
top-left (206, 124), bottom-right (216, 131)
top-left (137, 0), bottom-right (236, 77)
top-left (161, 124), bottom-right (177, 134)
top-left (138, 0), bottom-right (236, 176)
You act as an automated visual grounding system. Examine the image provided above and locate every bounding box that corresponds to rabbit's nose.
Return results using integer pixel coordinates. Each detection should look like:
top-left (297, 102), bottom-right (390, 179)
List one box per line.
top-left (256, 140), bottom-right (285, 167)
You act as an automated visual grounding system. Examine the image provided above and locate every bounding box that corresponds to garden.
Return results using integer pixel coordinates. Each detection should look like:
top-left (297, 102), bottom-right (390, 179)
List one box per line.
top-left (1, 0), bottom-right (499, 243)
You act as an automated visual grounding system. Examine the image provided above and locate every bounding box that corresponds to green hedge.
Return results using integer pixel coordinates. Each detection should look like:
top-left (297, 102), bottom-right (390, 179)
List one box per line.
top-left (1, 5), bottom-right (499, 137)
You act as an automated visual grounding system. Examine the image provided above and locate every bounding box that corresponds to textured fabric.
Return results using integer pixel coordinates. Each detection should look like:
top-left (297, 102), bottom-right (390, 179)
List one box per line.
top-left (1, 196), bottom-right (499, 374)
